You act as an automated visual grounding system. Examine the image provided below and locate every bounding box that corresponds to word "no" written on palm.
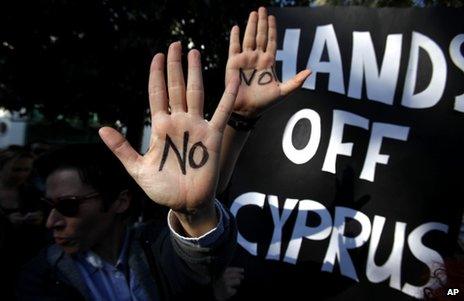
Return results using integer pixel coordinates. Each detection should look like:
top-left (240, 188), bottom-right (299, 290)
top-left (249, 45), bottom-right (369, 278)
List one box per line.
top-left (158, 131), bottom-right (209, 175)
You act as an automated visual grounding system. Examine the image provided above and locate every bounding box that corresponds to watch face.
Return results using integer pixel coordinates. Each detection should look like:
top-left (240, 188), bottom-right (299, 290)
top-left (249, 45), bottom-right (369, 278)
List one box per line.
top-left (0, 121), bottom-right (7, 136)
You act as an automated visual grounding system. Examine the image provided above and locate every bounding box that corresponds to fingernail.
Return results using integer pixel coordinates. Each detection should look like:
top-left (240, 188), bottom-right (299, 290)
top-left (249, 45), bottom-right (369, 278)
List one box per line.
top-left (171, 41), bottom-right (181, 48)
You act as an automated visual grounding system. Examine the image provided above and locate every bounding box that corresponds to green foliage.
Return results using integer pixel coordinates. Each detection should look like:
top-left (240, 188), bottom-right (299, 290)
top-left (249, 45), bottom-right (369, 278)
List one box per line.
top-left (0, 0), bottom-right (461, 144)
top-left (0, 0), bottom-right (267, 124)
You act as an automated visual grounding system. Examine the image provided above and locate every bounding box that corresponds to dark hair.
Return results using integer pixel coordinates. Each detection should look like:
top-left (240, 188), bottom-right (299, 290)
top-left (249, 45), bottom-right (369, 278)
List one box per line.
top-left (0, 148), bottom-right (34, 171)
top-left (37, 143), bottom-right (137, 212)
top-left (0, 148), bottom-right (35, 187)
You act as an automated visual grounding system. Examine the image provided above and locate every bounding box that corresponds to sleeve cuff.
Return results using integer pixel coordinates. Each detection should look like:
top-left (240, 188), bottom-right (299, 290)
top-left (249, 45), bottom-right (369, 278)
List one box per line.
top-left (167, 199), bottom-right (229, 247)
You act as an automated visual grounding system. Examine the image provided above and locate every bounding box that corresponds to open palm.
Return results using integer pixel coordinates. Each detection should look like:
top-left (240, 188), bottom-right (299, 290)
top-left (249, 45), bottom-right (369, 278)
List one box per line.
top-left (226, 7), bottom-right (310, 118)
top-left (99, 42), bottom-right (239, 213)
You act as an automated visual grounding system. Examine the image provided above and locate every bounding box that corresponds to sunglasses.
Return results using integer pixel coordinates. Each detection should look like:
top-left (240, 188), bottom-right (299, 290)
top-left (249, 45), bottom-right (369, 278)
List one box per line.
top-left (41, 192), bottom-right (101, 217)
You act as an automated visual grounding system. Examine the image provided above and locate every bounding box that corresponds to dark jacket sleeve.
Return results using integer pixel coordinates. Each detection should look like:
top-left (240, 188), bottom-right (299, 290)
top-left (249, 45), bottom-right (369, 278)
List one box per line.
top-left (145, 206), bottom-right (237, 300)
top-left (17, 250), bottom-right (84, 301)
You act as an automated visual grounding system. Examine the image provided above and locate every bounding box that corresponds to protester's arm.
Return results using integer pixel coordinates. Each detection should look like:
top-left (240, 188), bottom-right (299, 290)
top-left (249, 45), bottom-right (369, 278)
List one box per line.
top-left (99, 41), bottom-right (240, 238)
top-left (218, 7), bottom-right (311, 193)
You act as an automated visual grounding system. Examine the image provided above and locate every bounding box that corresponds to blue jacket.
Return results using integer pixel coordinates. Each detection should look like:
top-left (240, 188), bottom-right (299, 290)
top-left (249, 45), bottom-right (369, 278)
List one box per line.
top-left (17, 214), bottom-right (236, 301)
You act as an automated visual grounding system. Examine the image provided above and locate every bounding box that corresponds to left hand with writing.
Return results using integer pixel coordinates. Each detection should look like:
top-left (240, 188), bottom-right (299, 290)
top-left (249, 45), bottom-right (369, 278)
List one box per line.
top-left (99, 42), bottom-right (240, 236)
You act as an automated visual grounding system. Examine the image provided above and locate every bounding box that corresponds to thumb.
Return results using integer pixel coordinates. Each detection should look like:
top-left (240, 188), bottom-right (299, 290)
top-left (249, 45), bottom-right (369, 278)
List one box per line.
top-left (98, 127), bottom-right (140, 175)
top-left (280, 69), bottom-right (311, 97)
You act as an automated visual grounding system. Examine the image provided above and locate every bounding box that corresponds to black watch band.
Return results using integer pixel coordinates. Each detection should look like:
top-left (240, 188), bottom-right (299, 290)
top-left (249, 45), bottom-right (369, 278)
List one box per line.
top-left (227, 112), bottom-right (260, 131)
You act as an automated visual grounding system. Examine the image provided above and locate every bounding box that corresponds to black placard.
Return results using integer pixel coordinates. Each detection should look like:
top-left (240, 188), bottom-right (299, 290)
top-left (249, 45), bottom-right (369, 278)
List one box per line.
top-left (223, 6), bottom-right (464, 301)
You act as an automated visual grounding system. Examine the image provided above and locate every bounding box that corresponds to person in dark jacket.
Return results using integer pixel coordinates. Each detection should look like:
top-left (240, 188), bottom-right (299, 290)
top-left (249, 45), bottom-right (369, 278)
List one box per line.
top-left (18, 7), bottom-right (310, 300)
top-left (18, 41), bottom-right (239, 301)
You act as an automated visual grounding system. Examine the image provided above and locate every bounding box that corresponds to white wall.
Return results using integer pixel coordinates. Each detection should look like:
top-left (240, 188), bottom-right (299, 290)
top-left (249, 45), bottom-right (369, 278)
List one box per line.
top-left (0, 110), bottom-right (27, 149)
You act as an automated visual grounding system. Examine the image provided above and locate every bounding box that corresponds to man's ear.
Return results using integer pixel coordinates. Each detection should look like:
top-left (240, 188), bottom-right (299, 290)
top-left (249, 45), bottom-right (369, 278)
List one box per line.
top-left (111, 189), bottom-right (131, 214)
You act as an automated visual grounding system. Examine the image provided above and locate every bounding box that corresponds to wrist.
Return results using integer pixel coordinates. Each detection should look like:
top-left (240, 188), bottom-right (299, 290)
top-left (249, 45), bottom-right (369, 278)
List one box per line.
top-left (227, 112), bottom-right (260, 131)
top-left (171, 200), bottom-right (218, 237)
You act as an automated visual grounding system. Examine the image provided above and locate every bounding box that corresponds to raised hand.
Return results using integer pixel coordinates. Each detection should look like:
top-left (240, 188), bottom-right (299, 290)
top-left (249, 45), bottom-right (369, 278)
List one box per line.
top-left (226, 7), bottom-right (311, 118)
top-left (99, 42), bottom-right (239, 235)
top-left (217, 8), bottom-right (311, 193)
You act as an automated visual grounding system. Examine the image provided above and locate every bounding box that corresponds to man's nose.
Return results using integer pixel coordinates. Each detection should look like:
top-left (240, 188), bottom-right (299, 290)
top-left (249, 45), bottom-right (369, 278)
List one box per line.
top-left (46, 209), bottom-right (66, 230)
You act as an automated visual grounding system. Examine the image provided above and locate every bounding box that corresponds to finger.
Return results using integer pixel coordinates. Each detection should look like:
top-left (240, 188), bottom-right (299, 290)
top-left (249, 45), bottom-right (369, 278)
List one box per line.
top-left (228, 25), bottom-right (241, 56)
top-left (280, 69), bottom-right (311, 97)
top-left (186, 49), bottom-right (204, 117)
top-left (256, 7), bottom-right (268, 51)
top-left (148, 53), bottom-right (168, 117)
top-left (266, 15), bottom-right (277, 56)
top-left (167, 41), bottom-right (187, 113)
top-left (210, 72), bottom-right (240, 133)
top-left (98, 127), bottom-right (140, 175)
top-left (243, 11), bottom-right (258, 50)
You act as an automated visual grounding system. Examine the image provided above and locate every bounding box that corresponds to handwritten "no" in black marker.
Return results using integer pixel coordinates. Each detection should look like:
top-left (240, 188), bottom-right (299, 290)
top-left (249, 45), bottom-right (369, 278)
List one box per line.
top-left (158, 131), bottom-right (209, 175)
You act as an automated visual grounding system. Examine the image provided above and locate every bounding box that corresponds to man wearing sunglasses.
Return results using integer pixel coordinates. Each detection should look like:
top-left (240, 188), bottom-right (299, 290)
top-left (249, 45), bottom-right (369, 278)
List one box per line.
top-left (18, 7), bottom-right (309, 301)
top-left (18, 38), bottom-right (240, 299)
top-left (42, 192), bottom-right (101, 218)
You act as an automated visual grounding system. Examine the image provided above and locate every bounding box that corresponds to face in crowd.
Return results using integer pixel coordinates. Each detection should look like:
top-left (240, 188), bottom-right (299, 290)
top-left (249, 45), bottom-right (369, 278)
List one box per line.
top-left (0, 153), bottom-right (34, 187)
top-left (45, 168), bottom-right (129, 254)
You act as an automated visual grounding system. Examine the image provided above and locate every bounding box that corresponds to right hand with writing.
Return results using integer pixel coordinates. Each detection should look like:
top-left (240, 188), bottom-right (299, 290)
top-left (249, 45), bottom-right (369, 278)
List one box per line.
top-left (216, 7), bottom-right (311, 193)
top-left (226, 7), bottom-right (311, 118)
top-left (99, 42), bottom-right (240, 236)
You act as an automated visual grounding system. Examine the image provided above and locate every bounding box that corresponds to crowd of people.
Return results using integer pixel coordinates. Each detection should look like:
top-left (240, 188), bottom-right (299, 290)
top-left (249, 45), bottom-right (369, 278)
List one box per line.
top-left (0, 6), bottom-right (462, 301)
top-left (0, 146), bottom-right (47, 300)
top-left (0, 142), bottom-right (247, 301)
top-left (0, 7), bottom-right (309, 301)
